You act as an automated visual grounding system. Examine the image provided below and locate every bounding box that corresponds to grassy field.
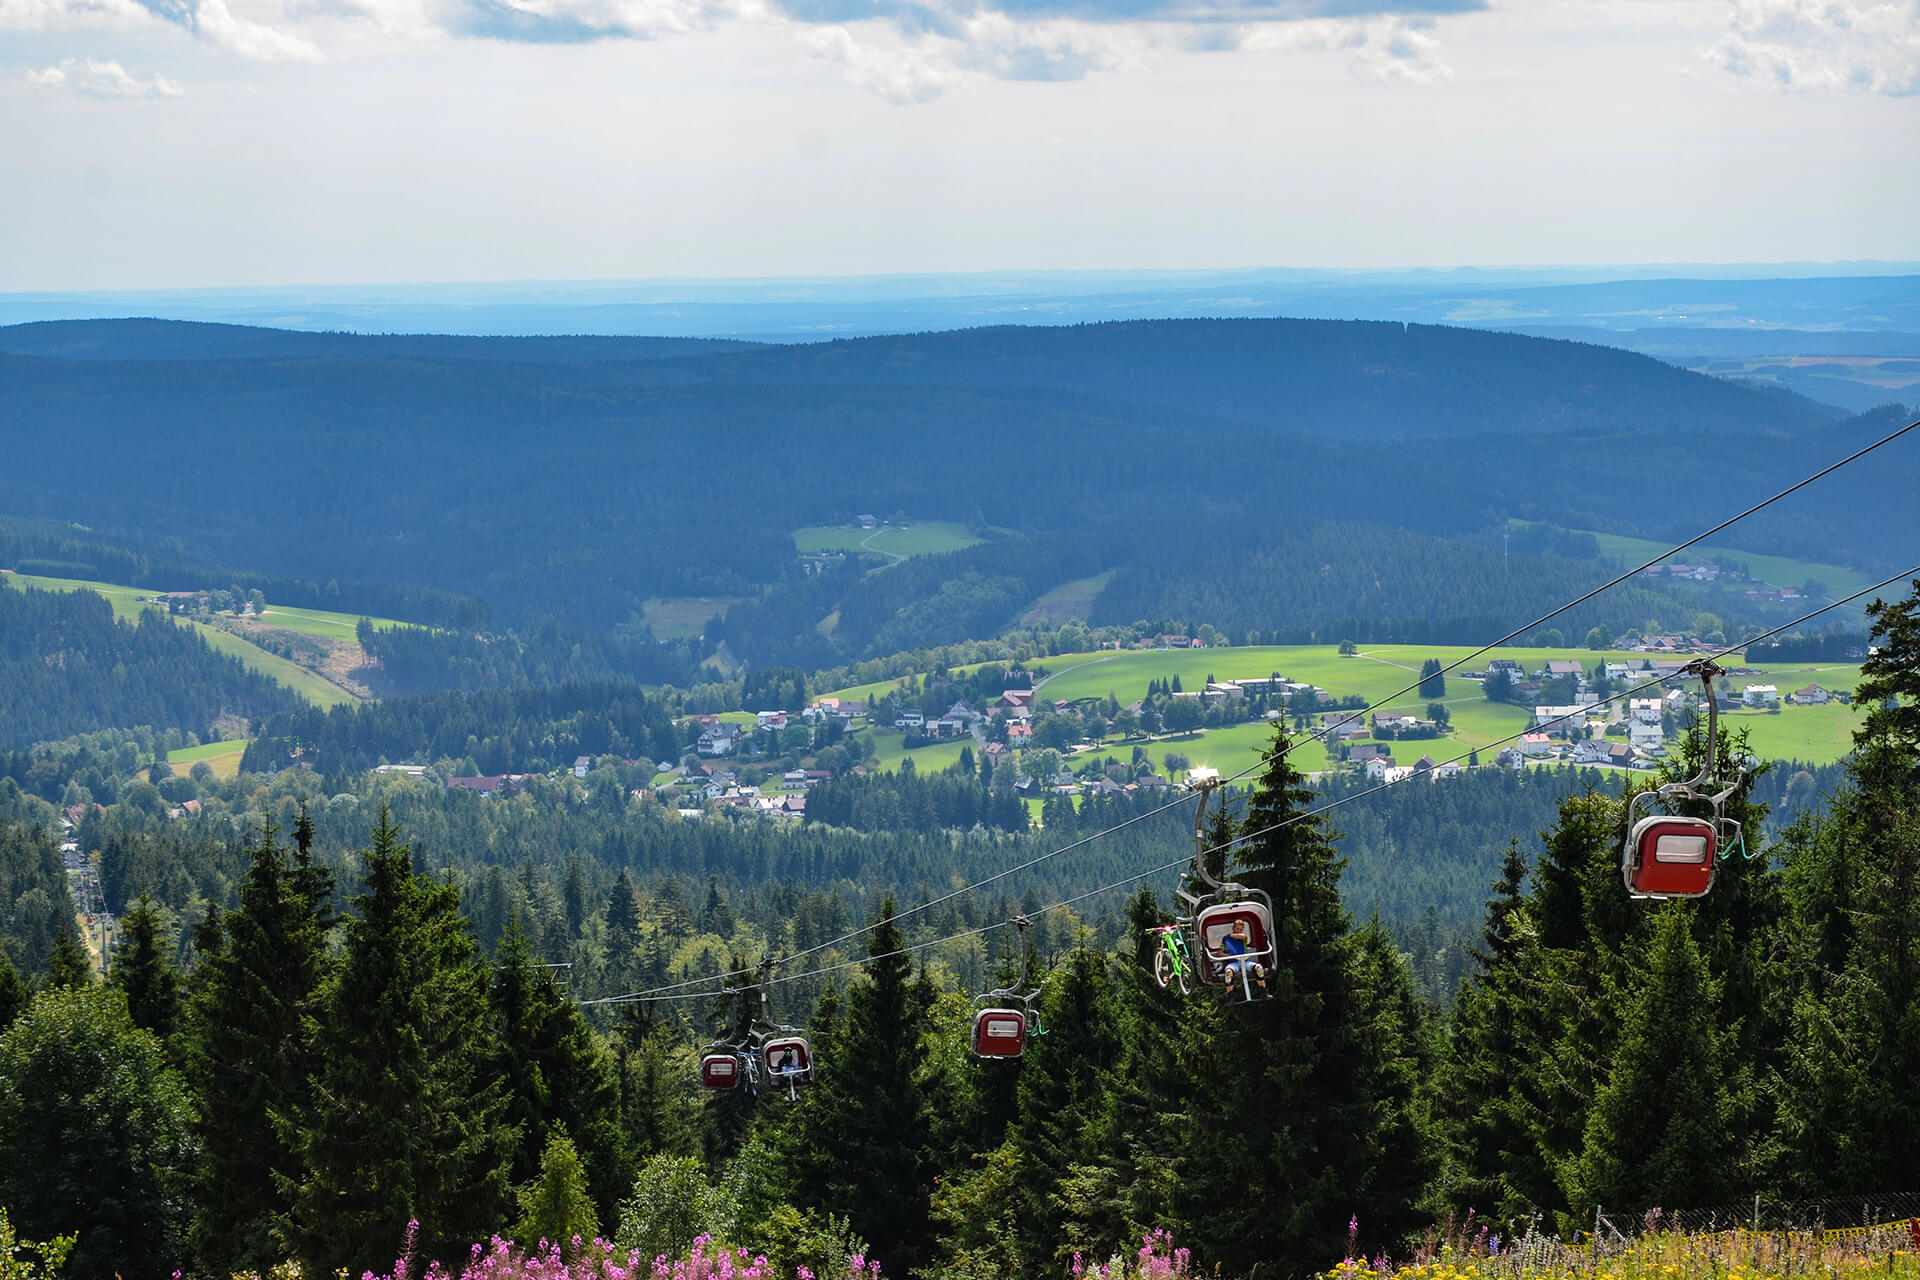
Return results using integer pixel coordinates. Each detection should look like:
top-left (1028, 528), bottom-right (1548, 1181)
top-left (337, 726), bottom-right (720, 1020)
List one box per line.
top-left (867, 734), bottom-right (971, 776)
top-left (822, 642), bottom-right (1868, 774)
top-left (641, 596), bottom-right (742, 641)
top-left (11, 572), bottom-right (360, 708)
top-left (191, 623), bottom-right (359, 707)
top-left (1020, 570), bottom-right (1115, 626)
top-left (166, 739), bottom-right (251, 780)
top-left (10, 571), bottom-right (157, 621)
top-left (1532, 523), bottom-right (1882, 602)
top-left (250, 602), bottom-right (406, 641)
top-left (792, 521), bottom-right (984, 559)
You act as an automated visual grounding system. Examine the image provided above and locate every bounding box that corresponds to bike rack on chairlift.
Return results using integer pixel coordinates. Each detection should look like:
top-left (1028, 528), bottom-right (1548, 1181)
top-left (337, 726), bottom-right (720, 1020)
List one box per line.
top-left (1622, 657), bottom-right (1748, 901)
top-left (972, 916), bottom-right (1043, 1059)
top-left (1174, 771), bottom-right (1276, 1004)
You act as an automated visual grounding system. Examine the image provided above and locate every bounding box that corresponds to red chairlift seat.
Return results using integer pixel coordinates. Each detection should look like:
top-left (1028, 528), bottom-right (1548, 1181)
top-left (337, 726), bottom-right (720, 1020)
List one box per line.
top-left (1624, 815), bottom-right (1716, 899)
top-left (700, 1052), bottom-right (743, 1089)
top-left (761, 1035), bottom-right (814, 1087)
top-left (1195, 901), bottom-right (1275, 1000)
top-left (972, 1007), bottom-right (1029, 1058)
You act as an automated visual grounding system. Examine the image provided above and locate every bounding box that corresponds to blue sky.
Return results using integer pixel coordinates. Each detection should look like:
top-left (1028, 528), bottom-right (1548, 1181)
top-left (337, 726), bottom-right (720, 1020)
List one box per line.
top-left (1, 0), bottom-right (1916, 289)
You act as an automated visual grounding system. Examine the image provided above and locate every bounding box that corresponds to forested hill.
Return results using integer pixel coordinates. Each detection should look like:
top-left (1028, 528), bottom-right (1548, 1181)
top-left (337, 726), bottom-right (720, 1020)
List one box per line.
top-left (619, 318), bottom-right (1841, 440)
top-left (0, 577), bottom-right (301, 748)
top-left (0, 320), bottom-right (1903, 638)
top-left (0, 318), bottom-right (758, 364)
top-left (5, 316), bottom-right (1838, 441)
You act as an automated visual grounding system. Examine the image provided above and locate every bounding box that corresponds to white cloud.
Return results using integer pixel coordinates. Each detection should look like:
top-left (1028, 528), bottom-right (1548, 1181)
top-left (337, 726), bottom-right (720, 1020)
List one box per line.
top-left (1708, 0), bottom-right (1920, 95)
top-left (192, 0), bottom-right (325, 57)
top-left (1243, 12), bottom-right (1450, 81)
top-left (189, 0), bottom-right (324, 56)
top-left (0, 0), bottom-right (320, 59)
top-left (804, 23), bottom-right (958, 100)
top-left (0, 0), bottom-right (155, 33)
top-left (25, 54), bottom-right (185, 92)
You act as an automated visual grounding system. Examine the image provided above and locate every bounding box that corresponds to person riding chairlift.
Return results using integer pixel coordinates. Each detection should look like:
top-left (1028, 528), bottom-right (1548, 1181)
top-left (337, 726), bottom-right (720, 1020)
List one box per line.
top-left (1218, 919), bottom-right (1269, 999)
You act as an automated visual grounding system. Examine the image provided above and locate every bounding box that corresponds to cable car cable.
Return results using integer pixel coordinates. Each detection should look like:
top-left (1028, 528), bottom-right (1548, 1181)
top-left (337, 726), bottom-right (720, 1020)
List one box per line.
top-left (578, 422), bottom-right (1920, 1009)
top-left (1199, 416), bottom-right (1920, 789)
top-left (616, 566), bottom-right (1920, 1008)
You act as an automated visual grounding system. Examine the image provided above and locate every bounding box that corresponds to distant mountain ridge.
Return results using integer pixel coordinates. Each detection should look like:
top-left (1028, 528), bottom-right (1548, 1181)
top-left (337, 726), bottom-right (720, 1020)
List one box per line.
top-left (0, 315), bottom-right (1839, 441)
top-left (0, 318), bottom-right (1905, 649)
top-left (0, 318), bottom-right (759, 364)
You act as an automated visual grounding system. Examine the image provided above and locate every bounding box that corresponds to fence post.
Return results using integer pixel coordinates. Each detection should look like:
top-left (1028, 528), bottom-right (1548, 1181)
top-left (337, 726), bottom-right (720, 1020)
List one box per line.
top-left (1754, 1194), bottom-right (1760, 1234)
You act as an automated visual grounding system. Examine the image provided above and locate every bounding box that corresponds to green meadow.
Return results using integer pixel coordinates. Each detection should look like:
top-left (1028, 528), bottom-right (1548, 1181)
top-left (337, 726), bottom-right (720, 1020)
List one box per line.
top-left (166, 738), bottom-right (252, 780)
top-left (792, 520), bottom-right (984, 559)
top-left (825, 642), bottom-right (1868, 775)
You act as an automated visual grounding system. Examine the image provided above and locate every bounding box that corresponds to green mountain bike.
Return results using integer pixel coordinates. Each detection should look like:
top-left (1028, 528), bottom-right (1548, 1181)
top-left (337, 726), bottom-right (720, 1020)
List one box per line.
top-left (1148, 923), bottom-right (1193, 996)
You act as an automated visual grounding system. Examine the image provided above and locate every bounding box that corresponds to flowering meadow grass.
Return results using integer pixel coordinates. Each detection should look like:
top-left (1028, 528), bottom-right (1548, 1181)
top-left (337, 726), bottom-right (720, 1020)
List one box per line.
top-left (1320, 1221), bottom-right (1920, 1280)
top-left (349, 1228), bottom-right (882, 1280)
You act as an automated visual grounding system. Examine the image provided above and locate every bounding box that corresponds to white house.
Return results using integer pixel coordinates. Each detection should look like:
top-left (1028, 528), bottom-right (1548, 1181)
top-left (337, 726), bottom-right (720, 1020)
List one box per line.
top-left (1789, 685), bottom-right (1830, 706)
top-left (1532, 705), bottom-right (1586, 736)
top-left (1520, 732), bottom-right (1552, 758)
top-left (697, 724), bottom-right (743, 757)
top-left (1743, 684), bottom-right (1781, 709)
top-left (1629, 721), bottom-right (1665, 751)
top-left (1629, 698), bottom-right (1663, 725)
top-left (573, 755), bottom-right (593, 778)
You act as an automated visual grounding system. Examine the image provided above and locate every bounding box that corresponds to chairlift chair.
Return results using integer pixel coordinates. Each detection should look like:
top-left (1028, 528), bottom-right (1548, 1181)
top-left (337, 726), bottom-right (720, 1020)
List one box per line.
top-left (971, 916), bottom-right (1042, 1059)
top-left (700, 1050), bottom-right (745, 1090)
top-left (748, 960), bottom-right (815, 1099)
top-left (1172, 776), bottom-right (1276, 1003)
top-left (1622, 659), bottom-right (1747, 901)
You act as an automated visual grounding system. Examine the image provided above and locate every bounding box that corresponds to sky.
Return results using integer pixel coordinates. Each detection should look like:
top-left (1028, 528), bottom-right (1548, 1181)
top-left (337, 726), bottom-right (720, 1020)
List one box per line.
top-left (1, 0), bottom-right (1917, 290)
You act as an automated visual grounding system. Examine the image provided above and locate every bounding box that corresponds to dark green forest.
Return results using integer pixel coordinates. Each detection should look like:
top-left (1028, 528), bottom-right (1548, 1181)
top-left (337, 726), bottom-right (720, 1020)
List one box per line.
top-left (1, 584), bottom-right (1915, 1279)
top-left (1, 321), bottom-right (1905, 652)
top-left (0, 578), bottom-right (300, 749)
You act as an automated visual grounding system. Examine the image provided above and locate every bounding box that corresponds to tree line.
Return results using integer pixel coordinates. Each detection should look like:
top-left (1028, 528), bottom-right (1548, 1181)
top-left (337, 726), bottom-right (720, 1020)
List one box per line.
top-left (0, 580), bottom-right (300, 750)
top-left (1, 580), bottom-right (1913, 1278)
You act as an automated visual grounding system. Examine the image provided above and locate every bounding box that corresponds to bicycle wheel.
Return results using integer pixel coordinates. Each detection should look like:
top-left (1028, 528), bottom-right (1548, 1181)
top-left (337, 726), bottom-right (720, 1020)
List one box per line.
top-left (1154, 945), bottom-right (1189, 996)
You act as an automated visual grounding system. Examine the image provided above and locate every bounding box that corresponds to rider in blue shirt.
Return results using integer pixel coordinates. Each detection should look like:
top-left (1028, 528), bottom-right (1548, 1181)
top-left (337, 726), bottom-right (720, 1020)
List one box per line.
top-left (1219, 919), bottom-right (1268, 998)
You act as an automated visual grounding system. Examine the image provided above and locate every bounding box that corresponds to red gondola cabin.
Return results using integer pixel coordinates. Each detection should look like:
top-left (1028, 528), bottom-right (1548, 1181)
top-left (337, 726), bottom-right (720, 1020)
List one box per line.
top-left (1624, 815), bottom-right (1716, 898)
top-left (972, 1007), bottom-right (1028, 1058)
top-left (700, 1052), bottom-right (742, 1089)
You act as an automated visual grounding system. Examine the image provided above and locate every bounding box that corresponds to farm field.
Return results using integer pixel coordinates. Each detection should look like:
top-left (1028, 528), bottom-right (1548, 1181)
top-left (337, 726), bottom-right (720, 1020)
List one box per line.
top-left (791, 520), bottom-right (984, 559)
top-left (10, 571), bottom-right (361, 708)
top-left (166, 738), bottom-right (251, 780)
top-left (641, 596), bottom-right (742, 641)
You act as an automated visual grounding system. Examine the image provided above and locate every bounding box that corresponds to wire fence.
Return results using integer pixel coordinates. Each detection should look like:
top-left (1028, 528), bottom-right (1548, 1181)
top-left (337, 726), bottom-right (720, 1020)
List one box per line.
top-left (1593, 1192), bottom-right (1920, 1241)
top-left (1340, 1195), bottom-right (1920, 1278)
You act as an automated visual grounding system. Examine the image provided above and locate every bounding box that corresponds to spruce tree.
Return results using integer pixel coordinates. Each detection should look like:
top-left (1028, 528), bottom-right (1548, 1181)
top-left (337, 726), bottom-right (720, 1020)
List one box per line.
top-left (1568, 903), bottom-right (1735, 1212)
top-left (46, 925), bottom-right (89, 989)
top-left (1433, 840), bottom-right (1537, 1217)
top-left (490, 916), bottom-right (627, 1223)
top-left (282, 808), bottom-right (514, 1277)
top-left (787, 903), bottom-right (932, 1274)
top-left (111, 893), bottom-right (180, 1043)
top-left (512, 1128), bottom-right (601, 1256)
top-left (1174, 724), bottom-right (1396, 1275)
top-left (0, 949), bottom-right (25, 1030)
top-left (1344, 918), bottom-right (1440, 1247)
top-left (1772, 581), bottom-right (1920, 1192)
top-left (185, 818), bottom-right (333, 1276)
top-left (1010, 943), bottom-right (1122, 1273)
